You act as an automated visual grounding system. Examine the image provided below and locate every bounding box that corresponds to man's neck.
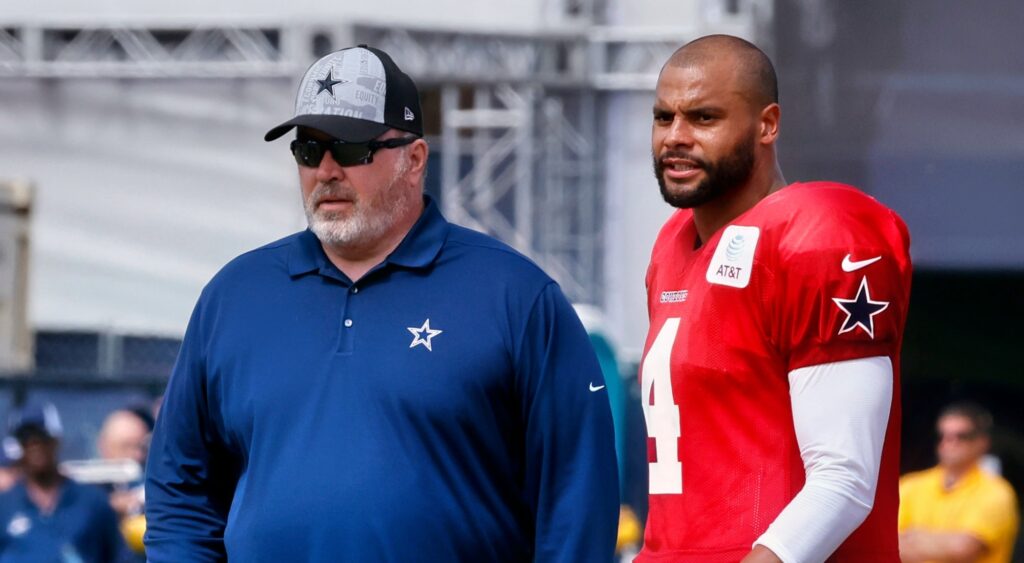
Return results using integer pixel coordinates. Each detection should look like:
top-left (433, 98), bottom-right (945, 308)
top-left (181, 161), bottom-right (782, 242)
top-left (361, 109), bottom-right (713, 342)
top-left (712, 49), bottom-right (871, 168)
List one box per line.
top-left (942, 462), bottom-right (979, 490)
top-left (322, 247), bottom-right (389, 283)
top-left (25, 471), bottom-right (64, 514)
top-left (692, 163), bottom-right (786, 244)
top-left (321, 202), bottom-right (424, 282)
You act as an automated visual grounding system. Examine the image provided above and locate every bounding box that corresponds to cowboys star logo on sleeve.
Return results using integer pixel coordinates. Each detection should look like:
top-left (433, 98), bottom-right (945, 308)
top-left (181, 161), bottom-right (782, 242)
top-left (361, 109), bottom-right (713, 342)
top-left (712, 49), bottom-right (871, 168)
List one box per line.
top-left (832, 276), bottom-right (889, 339)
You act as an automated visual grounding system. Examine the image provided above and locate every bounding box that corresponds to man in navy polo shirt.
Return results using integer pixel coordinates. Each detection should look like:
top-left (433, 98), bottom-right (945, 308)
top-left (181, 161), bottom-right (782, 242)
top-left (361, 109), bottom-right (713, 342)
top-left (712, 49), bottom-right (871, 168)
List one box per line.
top-left (144, 45), bottom-right (619, 562)
top-left (0, 404), bottom-right (124, 563)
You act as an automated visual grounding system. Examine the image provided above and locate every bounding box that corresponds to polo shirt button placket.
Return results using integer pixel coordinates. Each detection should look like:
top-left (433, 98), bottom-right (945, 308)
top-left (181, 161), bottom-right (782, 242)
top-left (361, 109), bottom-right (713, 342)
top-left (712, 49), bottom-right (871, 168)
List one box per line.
top-left (336, 284), bottom-right (357, 354)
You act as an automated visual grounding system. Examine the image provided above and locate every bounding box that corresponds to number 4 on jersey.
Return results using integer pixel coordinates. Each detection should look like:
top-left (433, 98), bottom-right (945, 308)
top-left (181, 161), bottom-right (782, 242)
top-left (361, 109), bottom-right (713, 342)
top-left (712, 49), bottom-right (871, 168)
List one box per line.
top-left (641, 318), bottom-right (682, 494)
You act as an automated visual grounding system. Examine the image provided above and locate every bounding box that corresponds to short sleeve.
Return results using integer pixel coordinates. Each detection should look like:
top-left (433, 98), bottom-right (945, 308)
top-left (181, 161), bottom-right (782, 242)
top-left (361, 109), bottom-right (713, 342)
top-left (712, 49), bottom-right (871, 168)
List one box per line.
top-left (958, 479), bottom-right (1019, 550)
top-left (776, 203), bottom-right (912, 371)
top-left (897, 472), bottom-right (924, 532)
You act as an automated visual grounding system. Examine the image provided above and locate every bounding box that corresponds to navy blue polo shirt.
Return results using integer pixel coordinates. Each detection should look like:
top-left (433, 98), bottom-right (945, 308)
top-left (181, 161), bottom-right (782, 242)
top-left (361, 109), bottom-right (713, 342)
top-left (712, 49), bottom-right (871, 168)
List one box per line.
top-left (0, 479), bottom-right (123, 563)
top-left (145, 196), bottom-right (618, 562)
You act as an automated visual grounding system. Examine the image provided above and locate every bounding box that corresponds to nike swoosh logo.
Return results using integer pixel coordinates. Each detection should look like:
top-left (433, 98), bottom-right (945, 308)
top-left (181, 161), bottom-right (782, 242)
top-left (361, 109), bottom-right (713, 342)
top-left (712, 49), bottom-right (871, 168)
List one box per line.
top-left (589, 383), bottom-right (606, 392)
top-left (841, 254), bottom-right (882, 272)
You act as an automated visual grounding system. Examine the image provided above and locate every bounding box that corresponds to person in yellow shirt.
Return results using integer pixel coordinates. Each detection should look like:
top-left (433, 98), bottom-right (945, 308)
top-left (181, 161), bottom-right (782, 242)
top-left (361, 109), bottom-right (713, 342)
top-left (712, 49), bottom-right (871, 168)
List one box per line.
top-left (899, 402), bottom-right (1019, 563)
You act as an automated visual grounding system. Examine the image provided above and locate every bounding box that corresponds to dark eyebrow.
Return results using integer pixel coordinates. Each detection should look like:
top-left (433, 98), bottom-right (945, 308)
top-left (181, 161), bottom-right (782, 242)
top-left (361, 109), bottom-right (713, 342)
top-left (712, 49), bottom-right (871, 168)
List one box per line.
top-left (652, 104), bottom-right (673, 116)
top-left (682, 106), bottom-right (725, 119)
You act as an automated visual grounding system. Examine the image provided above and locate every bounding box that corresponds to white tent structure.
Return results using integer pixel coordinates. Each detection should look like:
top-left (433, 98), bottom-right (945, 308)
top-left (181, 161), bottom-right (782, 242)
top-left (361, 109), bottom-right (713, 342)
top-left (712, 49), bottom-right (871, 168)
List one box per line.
top-left (0, 0), bottom-right (771, 363)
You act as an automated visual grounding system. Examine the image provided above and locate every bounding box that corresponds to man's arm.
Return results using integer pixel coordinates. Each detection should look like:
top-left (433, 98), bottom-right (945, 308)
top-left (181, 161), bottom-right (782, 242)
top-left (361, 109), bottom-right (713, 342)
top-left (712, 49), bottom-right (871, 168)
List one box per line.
top-left (899, 529), bottom-right (987, 563)
top-left (96, 490), bottom-right (127, 563)
top-left (144, 303), bottom-right (236, 563)
top-left (900, 473), bottom-right (1017, 563)
top-left (750, 356), bottom-right (894, 563)
top-left (517, 283), bottom-right (619, 562)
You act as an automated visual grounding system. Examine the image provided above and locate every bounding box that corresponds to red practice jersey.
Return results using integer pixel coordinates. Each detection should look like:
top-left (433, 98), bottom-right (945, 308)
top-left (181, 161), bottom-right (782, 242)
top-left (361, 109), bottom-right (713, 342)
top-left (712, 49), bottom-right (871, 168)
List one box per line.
top-left (637, 182), bottom-right (912, 562)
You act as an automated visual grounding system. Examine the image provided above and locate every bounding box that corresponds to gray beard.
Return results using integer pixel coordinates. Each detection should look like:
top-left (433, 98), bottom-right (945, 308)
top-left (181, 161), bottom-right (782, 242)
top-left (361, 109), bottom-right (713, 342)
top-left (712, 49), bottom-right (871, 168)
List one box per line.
top-left (304, 154), bottom-right (415, 247)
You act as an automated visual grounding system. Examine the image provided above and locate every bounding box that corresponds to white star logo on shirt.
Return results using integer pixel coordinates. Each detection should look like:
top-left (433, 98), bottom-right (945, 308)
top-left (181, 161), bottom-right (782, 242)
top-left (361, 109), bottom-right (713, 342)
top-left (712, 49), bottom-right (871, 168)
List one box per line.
top-left (407, 319), bottom-right (443, 352)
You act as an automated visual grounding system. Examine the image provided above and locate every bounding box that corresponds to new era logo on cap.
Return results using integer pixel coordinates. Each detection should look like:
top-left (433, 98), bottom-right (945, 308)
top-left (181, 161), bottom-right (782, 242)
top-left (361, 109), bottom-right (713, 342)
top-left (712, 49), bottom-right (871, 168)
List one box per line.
top-left (264, 45), bottom-right (423, 143)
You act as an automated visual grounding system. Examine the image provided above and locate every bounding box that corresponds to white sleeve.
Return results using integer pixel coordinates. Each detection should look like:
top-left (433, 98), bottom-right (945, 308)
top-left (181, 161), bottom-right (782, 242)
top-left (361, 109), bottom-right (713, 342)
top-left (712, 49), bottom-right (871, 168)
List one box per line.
top-left (753, 356), bottom-right (893, 563)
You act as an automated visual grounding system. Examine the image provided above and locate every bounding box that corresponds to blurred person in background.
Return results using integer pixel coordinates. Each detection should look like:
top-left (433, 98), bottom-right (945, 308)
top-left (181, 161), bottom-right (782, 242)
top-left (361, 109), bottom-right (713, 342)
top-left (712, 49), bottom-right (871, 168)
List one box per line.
top-left (145, 45), bottom-right (618, 562)
top-left (899, 402), bottom-right (1019, 563)
top-left (97, 409), bottom-right (151, 560)
top-left (97, 408), bottom-right (151, 464)
top-left (97, 409), bottom-right (150, 517)
top-left (638, 35), bottom-right (912, 562)
top-left (0, 438), bottom-right (21, 493)
top-left (0, 403), bottom-right (123, 562)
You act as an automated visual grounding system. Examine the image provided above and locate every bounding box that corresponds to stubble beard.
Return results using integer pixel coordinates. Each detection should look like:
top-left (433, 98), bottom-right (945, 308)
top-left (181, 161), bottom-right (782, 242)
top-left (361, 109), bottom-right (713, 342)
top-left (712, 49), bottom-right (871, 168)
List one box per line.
top-left (305, 152), bottom-right (417, 248)
top-left (654, 135), bottom-right (756, 209)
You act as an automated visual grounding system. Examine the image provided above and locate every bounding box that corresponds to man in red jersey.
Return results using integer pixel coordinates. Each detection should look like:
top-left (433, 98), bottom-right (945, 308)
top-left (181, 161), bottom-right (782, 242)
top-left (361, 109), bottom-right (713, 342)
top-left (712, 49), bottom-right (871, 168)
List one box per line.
top-left (637, 35), bottom-right (912, 562)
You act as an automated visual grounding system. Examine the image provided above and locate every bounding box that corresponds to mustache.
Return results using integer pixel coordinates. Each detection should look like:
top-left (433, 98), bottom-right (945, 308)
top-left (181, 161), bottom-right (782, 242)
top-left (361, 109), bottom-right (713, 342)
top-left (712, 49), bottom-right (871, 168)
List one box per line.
top-left (656, 151), bottom-right (708, 169)
top-left (310, 182), bottom-right (356, 206)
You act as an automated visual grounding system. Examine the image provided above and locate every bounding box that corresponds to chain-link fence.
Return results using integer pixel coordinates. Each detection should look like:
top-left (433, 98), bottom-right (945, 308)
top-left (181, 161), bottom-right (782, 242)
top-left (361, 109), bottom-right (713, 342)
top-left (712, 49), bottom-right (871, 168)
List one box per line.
top-left (0, 329), bottom-right (175, 461)
top-left (32, 330), bottom-right (180, 381)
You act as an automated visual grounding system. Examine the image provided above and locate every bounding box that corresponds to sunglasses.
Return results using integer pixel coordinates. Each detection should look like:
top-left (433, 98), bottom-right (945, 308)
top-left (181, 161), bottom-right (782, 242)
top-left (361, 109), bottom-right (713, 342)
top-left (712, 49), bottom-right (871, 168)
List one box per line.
top-left (290, 136), bottom-right (418, 168)
top-left (937, 430), bottom-right (980, 442)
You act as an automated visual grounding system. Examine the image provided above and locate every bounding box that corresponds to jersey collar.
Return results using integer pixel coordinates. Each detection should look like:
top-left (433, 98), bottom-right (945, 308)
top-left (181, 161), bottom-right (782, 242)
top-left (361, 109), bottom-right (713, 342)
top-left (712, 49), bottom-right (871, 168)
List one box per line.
top-left (288, 194), bottom-right (448, 278)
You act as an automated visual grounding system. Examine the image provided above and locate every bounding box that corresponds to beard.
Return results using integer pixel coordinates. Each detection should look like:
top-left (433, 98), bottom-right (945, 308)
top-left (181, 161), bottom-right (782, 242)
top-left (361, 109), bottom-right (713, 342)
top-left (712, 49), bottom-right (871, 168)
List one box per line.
top-left (653, 134), bottom-right (756, 209)
top-left (304, 152), bottom-right (418, 248)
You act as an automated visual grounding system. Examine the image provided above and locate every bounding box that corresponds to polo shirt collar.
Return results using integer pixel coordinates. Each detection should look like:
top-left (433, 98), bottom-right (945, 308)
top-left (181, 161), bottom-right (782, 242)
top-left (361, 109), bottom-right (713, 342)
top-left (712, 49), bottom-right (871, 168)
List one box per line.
top-left (287, 229), bottom-right (325, 277)
top-left (386, 195), bottom-right (448, 269)
top-left (947, 463), bottom-right (984, 492)
top-left (288, 194), bottom-right (448, 278)
top-left (11, 477), bottom-right (76, 512)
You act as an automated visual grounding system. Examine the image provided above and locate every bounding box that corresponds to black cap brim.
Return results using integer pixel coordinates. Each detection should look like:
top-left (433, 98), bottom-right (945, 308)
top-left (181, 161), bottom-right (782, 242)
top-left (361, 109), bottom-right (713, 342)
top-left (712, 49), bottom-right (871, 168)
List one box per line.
top-left (264, 114), bottom-right (390, 143)
top-left (14, 423), bottom-right (56, 443)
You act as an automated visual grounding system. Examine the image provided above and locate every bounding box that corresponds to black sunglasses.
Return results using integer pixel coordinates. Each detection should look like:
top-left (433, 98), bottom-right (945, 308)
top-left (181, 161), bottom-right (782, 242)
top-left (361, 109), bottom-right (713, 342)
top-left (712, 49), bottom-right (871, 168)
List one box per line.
top-left (290, 136), bottom-right (418, 168)
top-left (937, 429), bottom-right (981, 442)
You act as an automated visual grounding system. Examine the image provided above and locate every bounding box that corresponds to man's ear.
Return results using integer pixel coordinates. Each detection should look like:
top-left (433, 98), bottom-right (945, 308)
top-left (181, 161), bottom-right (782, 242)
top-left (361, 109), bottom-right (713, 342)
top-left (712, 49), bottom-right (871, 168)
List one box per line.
top-left (759, 103), bottom-right (780, 146)
top-left (406, 138), bottom-right (429, 179)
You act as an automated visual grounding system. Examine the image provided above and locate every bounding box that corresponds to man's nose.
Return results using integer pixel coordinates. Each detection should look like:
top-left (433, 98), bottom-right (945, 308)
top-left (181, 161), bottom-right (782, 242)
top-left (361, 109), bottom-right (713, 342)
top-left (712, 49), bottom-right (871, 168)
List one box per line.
top-left (663, 118), bottom-right (694, 148)
top-left (316, 150), bottom-right (347, 183)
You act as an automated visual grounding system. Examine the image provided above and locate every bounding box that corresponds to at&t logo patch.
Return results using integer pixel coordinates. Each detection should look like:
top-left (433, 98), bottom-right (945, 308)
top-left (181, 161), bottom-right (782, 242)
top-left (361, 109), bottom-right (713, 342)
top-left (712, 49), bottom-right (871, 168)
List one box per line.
top-left (706, 225), bottom-right (760, 288)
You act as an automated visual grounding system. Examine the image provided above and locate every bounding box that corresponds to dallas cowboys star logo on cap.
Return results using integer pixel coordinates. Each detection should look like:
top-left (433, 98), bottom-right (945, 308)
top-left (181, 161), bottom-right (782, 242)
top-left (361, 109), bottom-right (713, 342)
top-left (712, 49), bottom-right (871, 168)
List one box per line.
top-left (832, 276), bottom-right (890, 339)
top-left (316, 69), bottom-right (345, 96)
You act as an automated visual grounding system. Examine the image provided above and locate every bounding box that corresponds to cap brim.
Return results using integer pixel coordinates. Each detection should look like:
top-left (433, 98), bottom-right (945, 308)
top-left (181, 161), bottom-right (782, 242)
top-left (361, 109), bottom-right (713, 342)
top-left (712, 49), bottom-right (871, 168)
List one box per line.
top-left (14, 423), bottom-right (56, 443)
top-left (264, 115), bottom-right (390, 143)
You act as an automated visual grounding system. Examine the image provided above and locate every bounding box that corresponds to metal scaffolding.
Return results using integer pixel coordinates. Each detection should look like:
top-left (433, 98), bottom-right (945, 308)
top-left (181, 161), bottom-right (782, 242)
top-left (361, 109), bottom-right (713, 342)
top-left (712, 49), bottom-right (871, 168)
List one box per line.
top-left (0, 24), bottom-right (300, 78)
top-left (0, 0), bottom-right (769, 305)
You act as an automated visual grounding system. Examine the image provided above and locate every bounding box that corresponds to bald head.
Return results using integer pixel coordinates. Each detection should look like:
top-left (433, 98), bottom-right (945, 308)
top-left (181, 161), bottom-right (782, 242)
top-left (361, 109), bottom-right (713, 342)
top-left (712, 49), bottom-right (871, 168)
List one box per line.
top-left (664, 35), bottom-right (778, 109)
top-left (98, 410), bottom-right (150, 465)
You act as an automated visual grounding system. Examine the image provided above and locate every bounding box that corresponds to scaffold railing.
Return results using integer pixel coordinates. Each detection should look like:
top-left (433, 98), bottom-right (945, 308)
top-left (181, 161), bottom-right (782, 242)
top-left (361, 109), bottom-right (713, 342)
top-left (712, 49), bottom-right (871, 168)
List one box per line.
top-left (0, 2), bottom-right (770, 305)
